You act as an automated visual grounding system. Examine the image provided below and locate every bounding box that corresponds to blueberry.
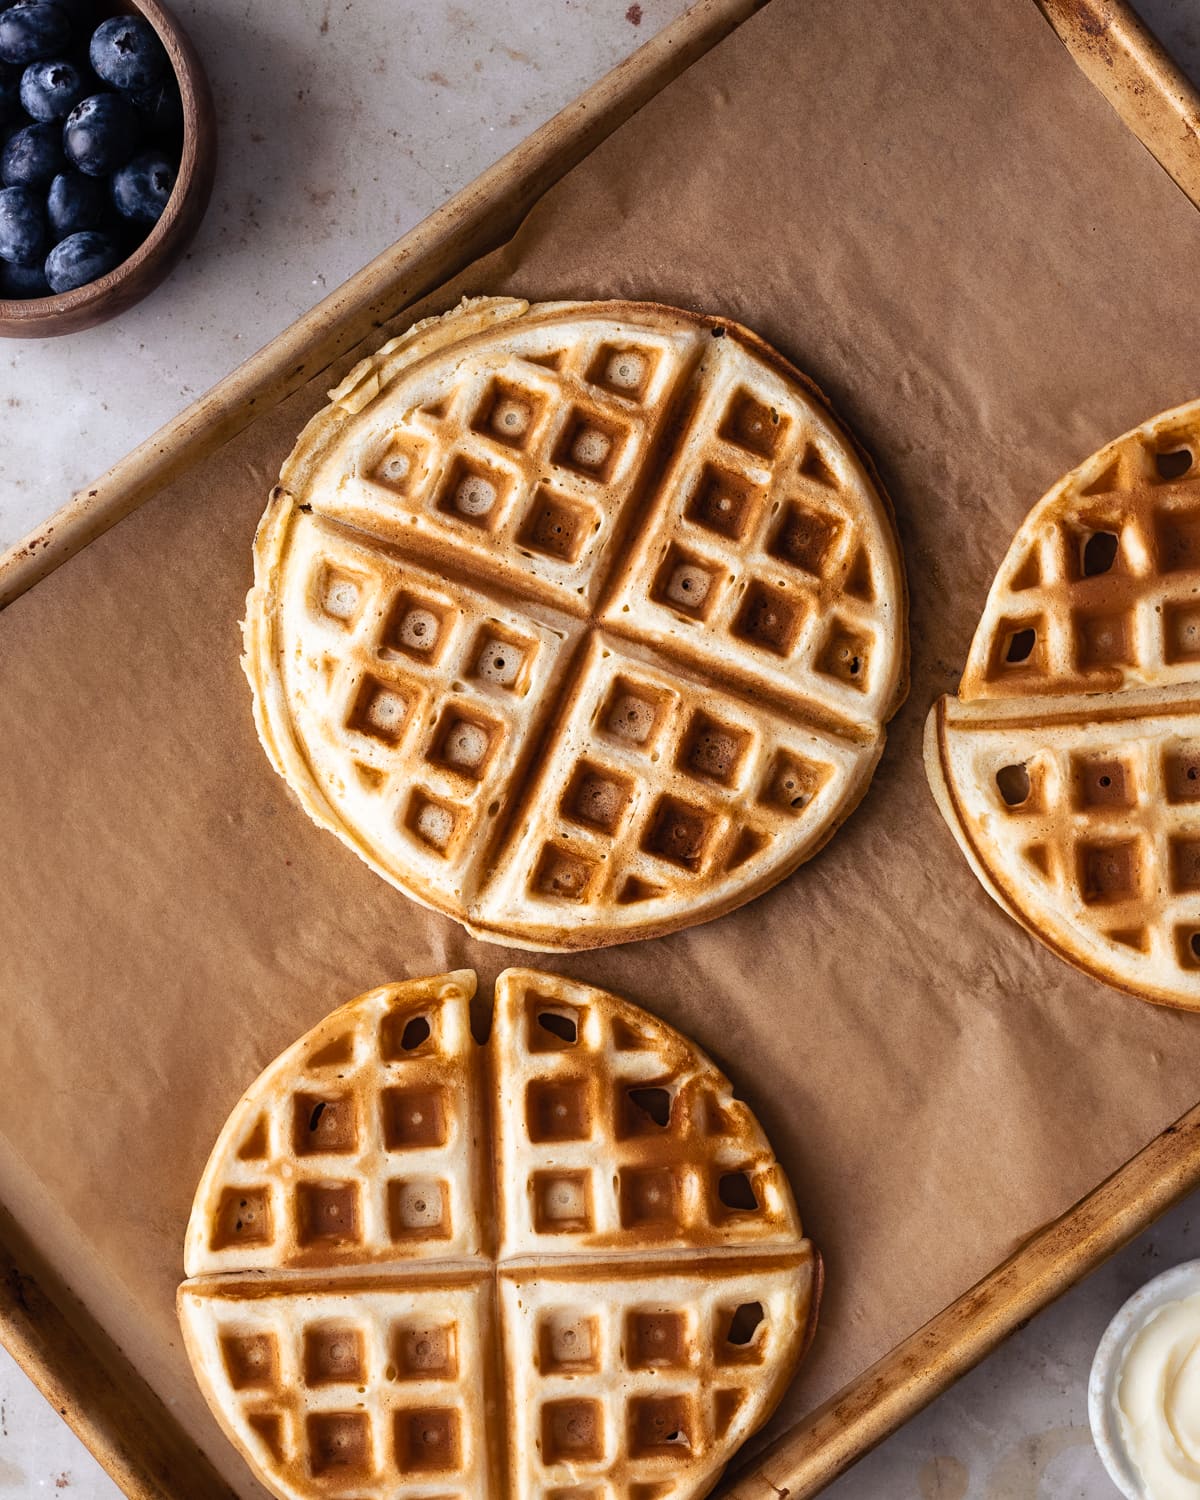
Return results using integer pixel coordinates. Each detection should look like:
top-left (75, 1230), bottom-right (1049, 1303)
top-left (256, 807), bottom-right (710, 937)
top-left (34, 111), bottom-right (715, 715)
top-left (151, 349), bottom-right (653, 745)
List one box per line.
top-left (46, 166), bottom-right (102, 236)
top-left (110, 146), bottom-right (172, 224)
top-left (0, 182), bottom-right (44, 264)
top-left (44, 225), bottom-right (118, 290)
top-left (62, 91), bottom-right (134, 175)
top-left (89, 15), bottom-right (164, 93)
top-left (1, 119), bottom-right (63, 185)
top-left (0, 254), bottom-right (49, 295)
top-left (0, 4), bottom-right (70, 66)
top-left (19, 57), bottom-right (82, 120)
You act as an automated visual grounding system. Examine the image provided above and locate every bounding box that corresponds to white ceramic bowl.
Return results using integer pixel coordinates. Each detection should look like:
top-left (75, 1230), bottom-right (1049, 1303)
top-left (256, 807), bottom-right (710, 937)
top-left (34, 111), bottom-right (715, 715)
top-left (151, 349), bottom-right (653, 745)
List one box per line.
top-left (1089, 1259), bottom-right (1200, 1499)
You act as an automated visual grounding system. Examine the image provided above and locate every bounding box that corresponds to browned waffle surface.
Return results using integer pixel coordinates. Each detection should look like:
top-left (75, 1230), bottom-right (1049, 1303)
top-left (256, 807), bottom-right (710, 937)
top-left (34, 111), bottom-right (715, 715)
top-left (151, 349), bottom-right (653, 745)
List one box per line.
top-left (927, 401), bottom-right (1200, 1007)
top-left (243, 297), bottom-right (907, 950)
top-left (179, 970), bottom-right (816, 1500)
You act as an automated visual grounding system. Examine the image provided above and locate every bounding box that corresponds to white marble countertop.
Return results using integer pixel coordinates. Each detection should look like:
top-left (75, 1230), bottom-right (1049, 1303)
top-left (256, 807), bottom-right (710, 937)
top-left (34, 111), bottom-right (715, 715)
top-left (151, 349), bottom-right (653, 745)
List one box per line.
top-left (2, 0), bottom-right (1199, 1495)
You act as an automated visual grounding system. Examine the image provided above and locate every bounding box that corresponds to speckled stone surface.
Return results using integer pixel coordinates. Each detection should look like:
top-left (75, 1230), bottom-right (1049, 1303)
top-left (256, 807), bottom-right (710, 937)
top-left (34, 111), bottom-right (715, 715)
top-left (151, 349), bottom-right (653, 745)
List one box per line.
top-left (1, 1), bottom-right (1199, 1495)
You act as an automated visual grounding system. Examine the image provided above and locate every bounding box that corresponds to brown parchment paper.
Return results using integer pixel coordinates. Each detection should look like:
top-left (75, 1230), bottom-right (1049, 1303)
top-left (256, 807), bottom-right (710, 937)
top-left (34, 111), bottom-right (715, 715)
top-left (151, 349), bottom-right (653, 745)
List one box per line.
top-left (6, 0), bottom-right (1200, 1492)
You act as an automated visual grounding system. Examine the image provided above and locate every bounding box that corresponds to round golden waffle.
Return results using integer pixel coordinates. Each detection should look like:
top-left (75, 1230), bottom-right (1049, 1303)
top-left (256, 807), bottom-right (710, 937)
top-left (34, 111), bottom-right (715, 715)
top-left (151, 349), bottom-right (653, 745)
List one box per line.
top-left (243, 297), bottom-right (908, 950)
top-left (926, 399), bottom-right (1200, 1008)
top-left (178, 969), bottom-right (819, 1500)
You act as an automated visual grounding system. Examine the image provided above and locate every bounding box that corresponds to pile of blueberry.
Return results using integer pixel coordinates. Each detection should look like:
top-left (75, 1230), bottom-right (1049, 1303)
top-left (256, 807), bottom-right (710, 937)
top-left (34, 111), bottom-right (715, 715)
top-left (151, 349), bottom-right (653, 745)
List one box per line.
top-left (0, 1), bottom-right (183, 299)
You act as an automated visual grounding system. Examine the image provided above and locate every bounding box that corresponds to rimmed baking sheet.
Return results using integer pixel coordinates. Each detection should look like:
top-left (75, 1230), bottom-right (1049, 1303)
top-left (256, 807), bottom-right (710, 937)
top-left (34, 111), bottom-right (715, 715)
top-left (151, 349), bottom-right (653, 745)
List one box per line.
top-left (5, 0), bottom-right (1200, 1496)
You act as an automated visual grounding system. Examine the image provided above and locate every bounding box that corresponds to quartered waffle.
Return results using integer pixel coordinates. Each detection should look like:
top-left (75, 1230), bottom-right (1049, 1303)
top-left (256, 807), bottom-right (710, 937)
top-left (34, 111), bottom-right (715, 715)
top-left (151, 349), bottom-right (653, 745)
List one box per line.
top-left (243, 297), bottom-right (908, 950)
top-left (925, 400), bottom-right (1200, 1008)
top-left (179, 970), bottom-right (819, 1500)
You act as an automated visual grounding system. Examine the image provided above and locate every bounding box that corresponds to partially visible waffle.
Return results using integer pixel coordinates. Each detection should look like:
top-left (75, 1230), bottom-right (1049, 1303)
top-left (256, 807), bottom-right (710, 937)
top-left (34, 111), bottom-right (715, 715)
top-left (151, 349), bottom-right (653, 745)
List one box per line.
top-left (244, 296), bottom-right (908, 950)
top-left (926, 400), bottom-right (1200, 1007)
top-left (179, 970), bottom-right (819, 1500)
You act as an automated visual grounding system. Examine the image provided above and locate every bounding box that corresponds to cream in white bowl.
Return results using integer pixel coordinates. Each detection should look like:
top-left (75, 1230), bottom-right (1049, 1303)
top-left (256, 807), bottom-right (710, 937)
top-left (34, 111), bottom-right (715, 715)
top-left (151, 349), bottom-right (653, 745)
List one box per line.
top-left (1090, 1260), bottom-right (1200, 1499)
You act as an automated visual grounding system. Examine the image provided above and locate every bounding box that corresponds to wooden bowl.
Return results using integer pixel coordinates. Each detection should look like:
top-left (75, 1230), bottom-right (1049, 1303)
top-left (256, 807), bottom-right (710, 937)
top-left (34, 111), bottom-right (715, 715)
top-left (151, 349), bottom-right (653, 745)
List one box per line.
top-left (0, 0), bottom-right (216, 338)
